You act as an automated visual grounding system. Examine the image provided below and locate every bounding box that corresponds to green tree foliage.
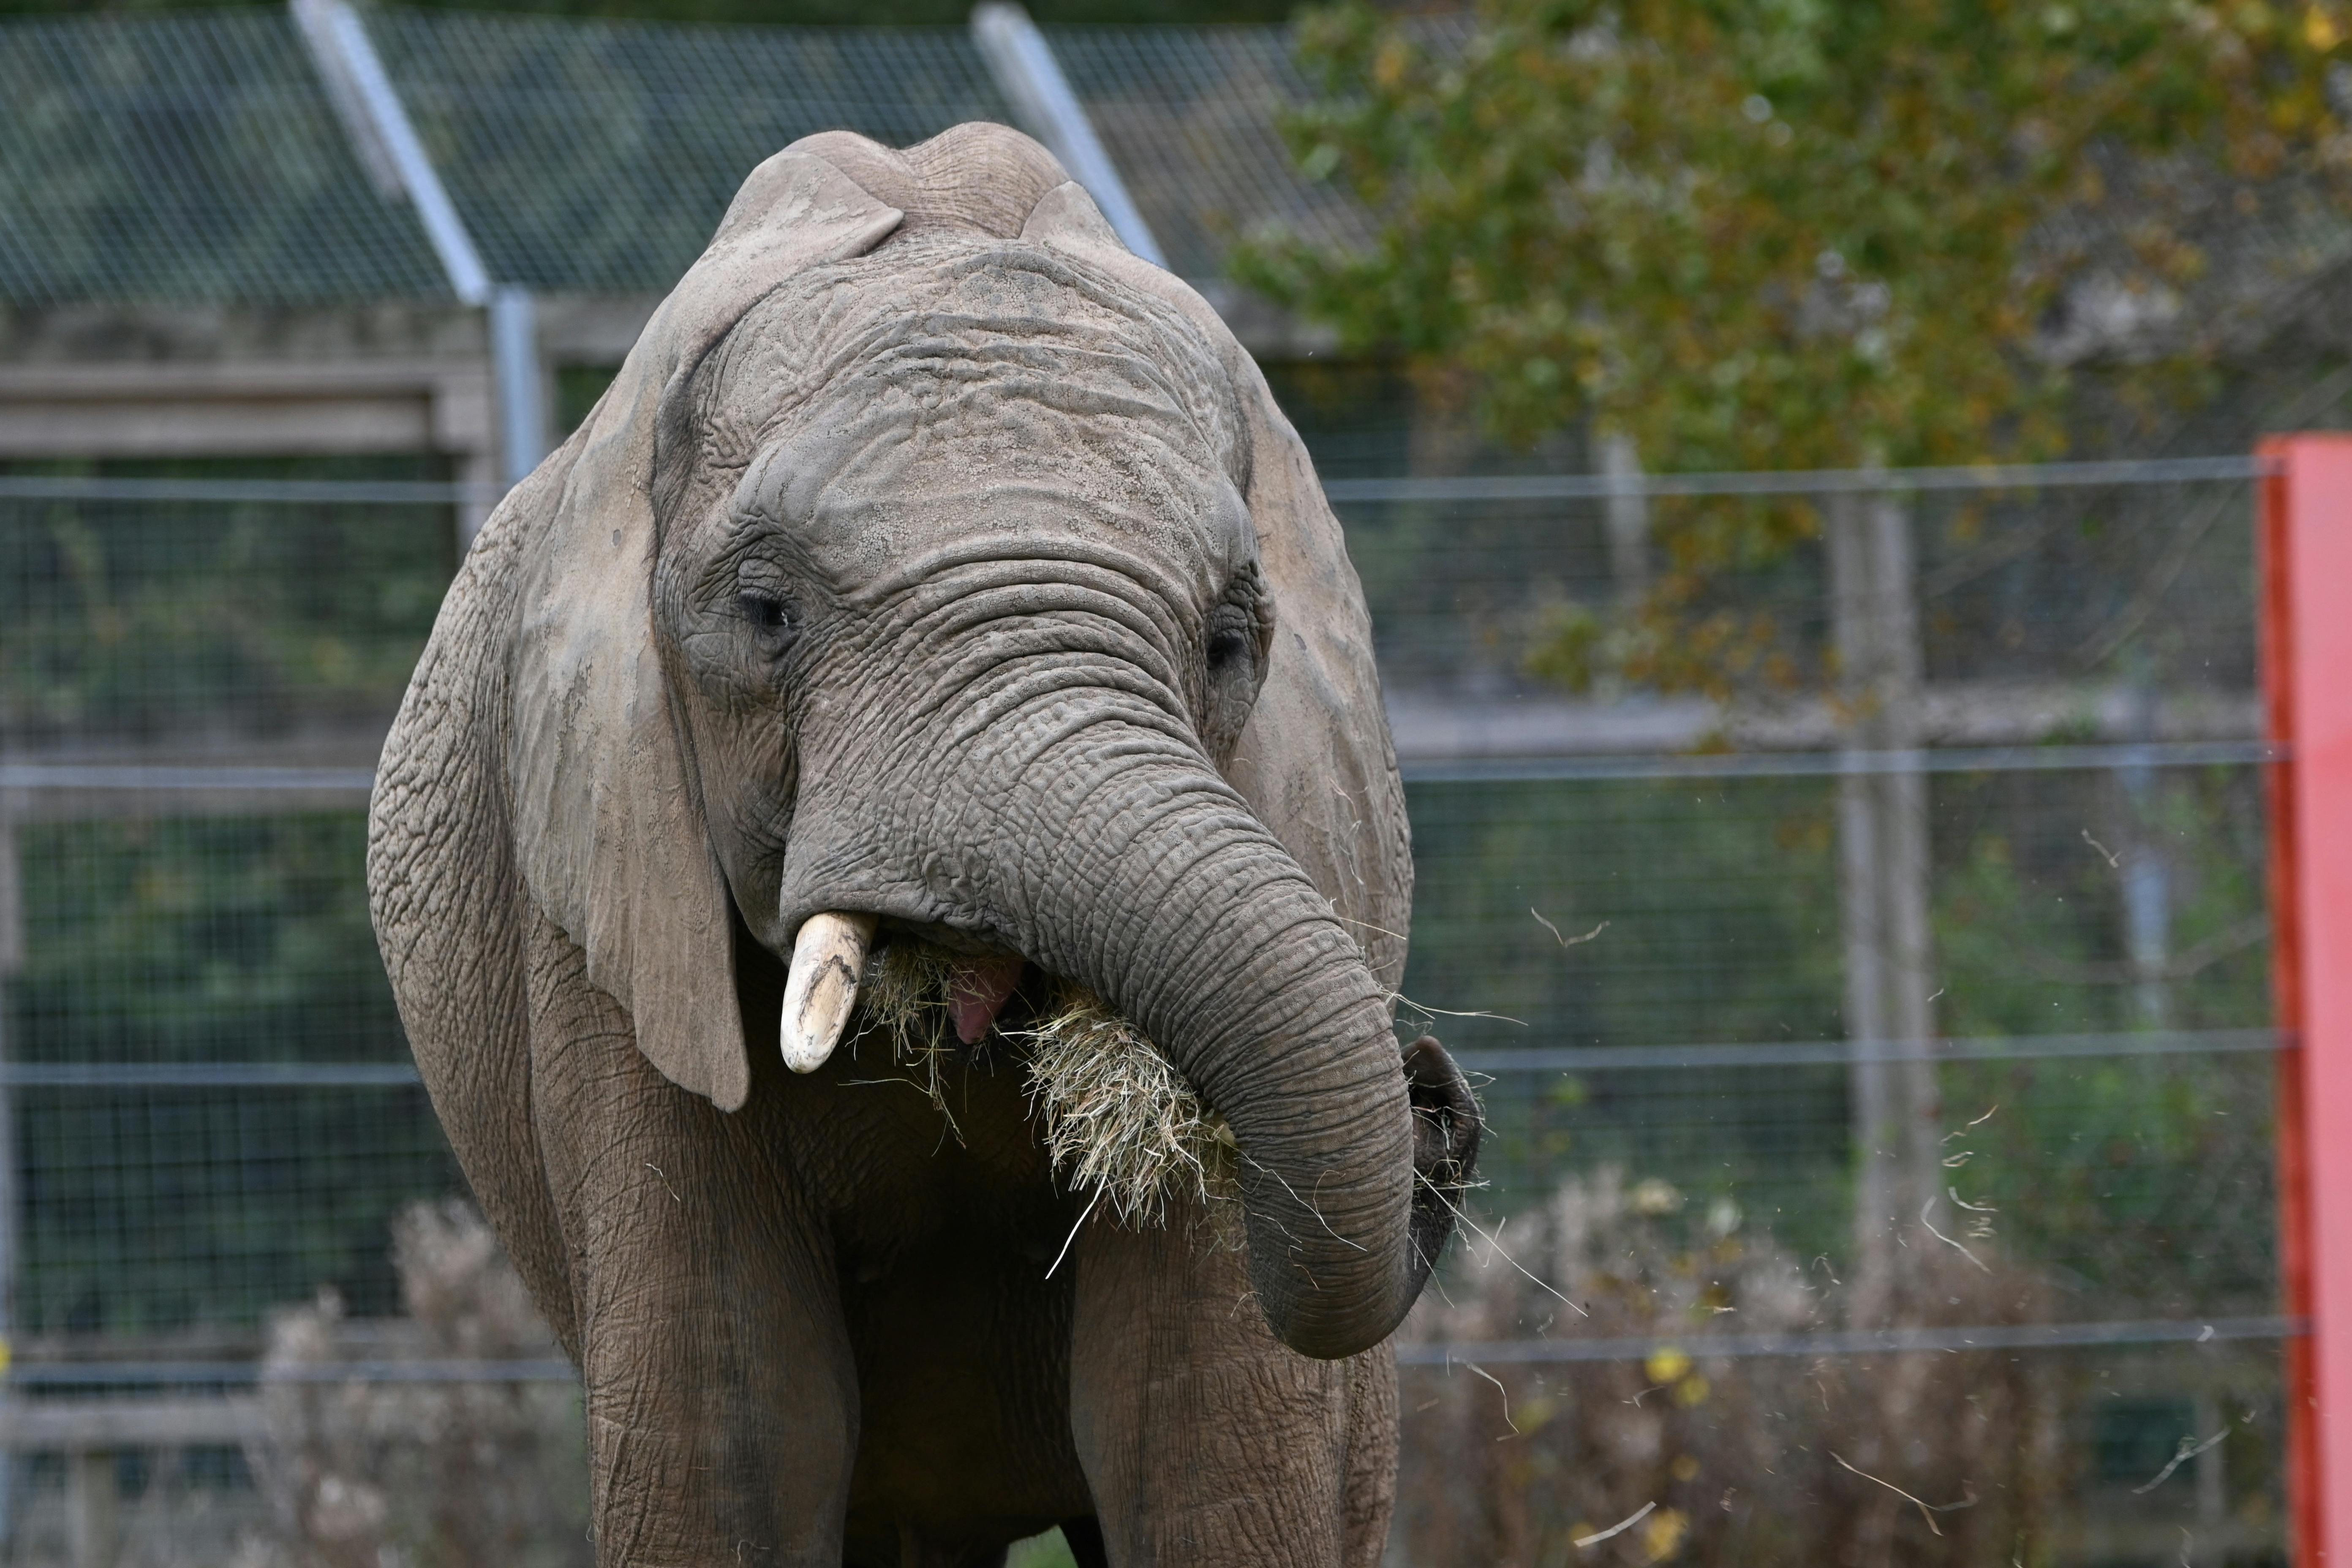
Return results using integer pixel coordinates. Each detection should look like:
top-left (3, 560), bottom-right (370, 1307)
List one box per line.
top-left (0, 463), bottom-right (460, 1331)
top-left (10, 816), bottom-right (457, 1331)
top-left (0, 457), bottom-right (455, 741)
top-left (1244, 0), bottom-right (2352, 469)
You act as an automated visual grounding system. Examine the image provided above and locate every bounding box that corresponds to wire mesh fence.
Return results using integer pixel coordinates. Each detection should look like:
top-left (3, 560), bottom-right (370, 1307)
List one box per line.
top-left (0, 451), bottom-right (2293, 1566)
top-left (373, 9), bottom-right (1013, 294)
top-left (1337, 457), bottom-right (2286, 1567)
top-left (0, 12), bottom-right (446, 308)
top-left (1043, 17), bottom-right (1475, 283)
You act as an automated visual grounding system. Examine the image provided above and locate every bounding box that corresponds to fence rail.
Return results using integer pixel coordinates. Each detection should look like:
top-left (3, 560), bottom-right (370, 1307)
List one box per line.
top-left (1, 454), bottom-right (2273, 511)
top-left (1401, 738), bottom-right (2281, 784)
top-left (3, 1358), bottom-right (575, 1387)
top-left (1321, 452), bottom-right (2276, 502)
top-left (0, 477), bottom-right (492, 506)
top-left (1397, 1315), bottom-right (2308, 1366)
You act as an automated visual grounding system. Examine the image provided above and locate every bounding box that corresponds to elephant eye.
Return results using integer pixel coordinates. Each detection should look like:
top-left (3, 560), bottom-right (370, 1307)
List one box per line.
top-left (1199, 576), bottom-right (1267, 758)
top-left (1206, 626), bottom-right (1253, 673)
top-left (737, 589), bottom-right (794, 651)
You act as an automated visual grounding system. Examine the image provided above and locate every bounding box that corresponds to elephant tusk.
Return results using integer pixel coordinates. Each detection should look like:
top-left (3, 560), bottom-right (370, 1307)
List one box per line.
top-left (780, 911), bottom-right (878, 1073)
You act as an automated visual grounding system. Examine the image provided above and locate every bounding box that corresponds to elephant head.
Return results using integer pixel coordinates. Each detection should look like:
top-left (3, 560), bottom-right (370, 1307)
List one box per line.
top-left (499, 124), bottom-right (1474, 1361)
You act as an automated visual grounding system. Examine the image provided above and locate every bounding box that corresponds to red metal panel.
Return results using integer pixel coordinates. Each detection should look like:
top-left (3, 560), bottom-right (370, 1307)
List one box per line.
top-left (2263, 435), bottom-right (2352, 1564)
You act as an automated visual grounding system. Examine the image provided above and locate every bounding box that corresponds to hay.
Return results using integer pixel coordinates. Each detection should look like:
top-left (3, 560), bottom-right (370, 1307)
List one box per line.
top-left (852, 940), bottom-right (967, 1115)
top-left (1006, 984), bottom-right (1238, 1228)
top-left (847, 939), bottom-right (1233, 1227)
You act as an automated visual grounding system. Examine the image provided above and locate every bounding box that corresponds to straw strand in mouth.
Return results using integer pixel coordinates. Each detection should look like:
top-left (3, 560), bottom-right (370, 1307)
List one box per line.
top-left (848, 940), bottom-right (1235, 1227)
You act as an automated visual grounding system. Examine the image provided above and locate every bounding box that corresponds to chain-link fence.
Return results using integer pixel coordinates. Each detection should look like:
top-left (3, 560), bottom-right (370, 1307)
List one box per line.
top-left (0, 13), bottom-right (447, 307)
top-left (0, 452), bottom-right (2291, 1567)
top-left (1337, 459), bottom-right (2284, 1568)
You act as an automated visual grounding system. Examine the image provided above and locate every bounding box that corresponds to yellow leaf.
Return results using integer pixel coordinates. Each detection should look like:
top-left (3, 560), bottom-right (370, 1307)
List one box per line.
top-left (1645, 1347), bottom-right (1692, 1384)
top-left (1643, 1507), bottom-right (1691, 1561)
top-left (2308, 4), bottom-right (2342, 47)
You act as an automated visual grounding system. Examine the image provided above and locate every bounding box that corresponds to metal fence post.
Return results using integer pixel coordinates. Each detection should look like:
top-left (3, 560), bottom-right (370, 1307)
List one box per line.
top-left (489, 285), bottom-right (549, 488)
top-left (66, 1450), bottom-right (113, 1568)
top-left (1829, 483), bottom-right (1943, 1324)
top-left (1598, 430), bottom-right (1649, 604)
top-left (0, 792), bottom-right (18, 1551)
top-left (2258, 434), bottom-right (2352, 1568)
top-left (291, 0), bottom-right (528, 541)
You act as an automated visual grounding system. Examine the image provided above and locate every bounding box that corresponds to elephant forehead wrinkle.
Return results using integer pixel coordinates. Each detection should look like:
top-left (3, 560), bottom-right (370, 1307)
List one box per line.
top-left (873, 238), bottom-right (1226, 367)
top-left (830, 472), bottom-right (1235, 603)
top-left (751, 474), bottom-right (1237, 625)
top-left (853, 664), bottom-right (1195, 804)
top-left (877, 370), bottom-right (1198, 462)
top-left (738, 392), bottom-right (1237, 602)
top-left (816, 379), bottom-right (1218, 512)
top-left (850, 335), bottom-right (1203, 432)
top-left (911, 619), bottom-right (1187, 713)
top-left (726, 226), bottom-right (1245, 425)
top-left (922, 241), bottom-right (1236, 415)
top-left (737, 250), bottom-right (1240, 456)
top-left (896, 568), bottom-right (1189, 654)
top-left (863, 316), bottom-right (1182, 378)
top-left (931, 662), bottom-right (1195, 760)
top-left (847, 538), bottom-right (1206, 616)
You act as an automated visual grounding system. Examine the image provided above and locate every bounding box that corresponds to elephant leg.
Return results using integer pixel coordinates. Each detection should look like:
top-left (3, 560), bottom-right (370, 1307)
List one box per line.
top-left (528, 915), bottom-right (858, 1566)
top-left (1059, 1519), bottom-right (1110, 1568)
top-left (1067, 1202), bottom-right (1363, 1567)
top-left (370, 680), bottom-right (576, 1353)
top-left (891, 1530), bottom-right (1013, 1568)
top-left (1338, 1346), bottom-right (1400, 1568)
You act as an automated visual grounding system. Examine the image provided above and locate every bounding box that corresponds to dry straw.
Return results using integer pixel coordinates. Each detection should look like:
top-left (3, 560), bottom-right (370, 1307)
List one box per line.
top-left (850, 940), bottom-right (1236, 1226)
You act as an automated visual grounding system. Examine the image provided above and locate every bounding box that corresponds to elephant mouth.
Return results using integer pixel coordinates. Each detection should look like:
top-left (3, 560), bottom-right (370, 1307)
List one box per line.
top-left (844, 930), bottom-right (1240, 1228)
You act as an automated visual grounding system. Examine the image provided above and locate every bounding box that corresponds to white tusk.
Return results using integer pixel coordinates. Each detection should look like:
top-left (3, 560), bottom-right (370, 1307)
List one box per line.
top-left (780, 911), bottom-right (878, 1074)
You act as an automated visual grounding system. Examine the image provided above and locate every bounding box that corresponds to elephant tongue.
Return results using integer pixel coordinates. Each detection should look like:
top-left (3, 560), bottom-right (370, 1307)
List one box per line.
top-left (947, 955), bottom-right (1027, 1045)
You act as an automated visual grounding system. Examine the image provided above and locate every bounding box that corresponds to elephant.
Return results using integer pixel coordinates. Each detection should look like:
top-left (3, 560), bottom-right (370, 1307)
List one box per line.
top-left (365, 122), bottom-right (1479, 1568)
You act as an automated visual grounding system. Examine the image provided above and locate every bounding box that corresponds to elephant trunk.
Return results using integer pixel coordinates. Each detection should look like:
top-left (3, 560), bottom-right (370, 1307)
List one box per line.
top-left (781, 702), bottom-right (1421, 1361)
top-left (999, 717), bottom-right (1419, 1358)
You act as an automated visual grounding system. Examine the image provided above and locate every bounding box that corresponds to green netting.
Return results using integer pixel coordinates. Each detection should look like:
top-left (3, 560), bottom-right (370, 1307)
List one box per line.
top-left (373, 11), bottom-right (1014, 294)
top-left (0, 10), bottom-right (449, 307)
top-left (0, 458), bottom-right (458, 745)
top-left (1043, 23), bottom-right (1373, 281)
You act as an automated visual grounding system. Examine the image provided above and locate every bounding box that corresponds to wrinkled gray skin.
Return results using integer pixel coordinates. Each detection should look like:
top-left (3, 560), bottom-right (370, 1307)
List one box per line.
top-left (367, 124), bottom-right (1479, 1568)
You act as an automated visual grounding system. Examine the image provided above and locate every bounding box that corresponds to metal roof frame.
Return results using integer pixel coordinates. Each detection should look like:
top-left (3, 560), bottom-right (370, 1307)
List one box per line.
top-left (970, 3), bottom-right (1165, 268)
top-left (291, 0), bottom-right (545, 499)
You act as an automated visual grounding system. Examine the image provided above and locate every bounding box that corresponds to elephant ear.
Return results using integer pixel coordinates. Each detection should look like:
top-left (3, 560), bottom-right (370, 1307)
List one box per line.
top-left (1019, 184), bottom-right (1416, 992)
top-left (508, 149), bottom-right (903, 1111)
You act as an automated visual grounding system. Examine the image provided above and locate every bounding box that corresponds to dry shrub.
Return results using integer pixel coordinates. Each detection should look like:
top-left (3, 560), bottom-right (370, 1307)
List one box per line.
top-left (1394, 1168), bottom-right (2060, 1568)
top-left (248, 1200), bottom-right (588, 1568)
